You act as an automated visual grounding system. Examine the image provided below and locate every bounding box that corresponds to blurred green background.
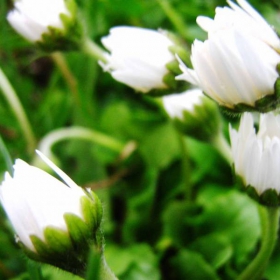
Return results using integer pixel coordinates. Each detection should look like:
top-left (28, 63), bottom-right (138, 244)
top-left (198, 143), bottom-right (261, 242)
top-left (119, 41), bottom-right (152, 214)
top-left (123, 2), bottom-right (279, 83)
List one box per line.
top-left (0, 0), bottom-right (280, 279)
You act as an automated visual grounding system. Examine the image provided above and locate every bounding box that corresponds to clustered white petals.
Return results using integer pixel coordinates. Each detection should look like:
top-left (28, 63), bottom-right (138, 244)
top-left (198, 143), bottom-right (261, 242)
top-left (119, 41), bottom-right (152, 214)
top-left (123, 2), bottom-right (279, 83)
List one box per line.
top-left (101, 26), bottom-right (175, 93)
top-left (177, 0), bottom-right (280, 109)
top-left (0, 152), bottom-right (86, 252)
top-left (230, 113), bottom-right (280, 194)
top-left (162, 88), bottom-right (204, 119)
top-left (7, 0), bottom-right (70, 42)
top-left (197, 0), bottom-right (280, 51)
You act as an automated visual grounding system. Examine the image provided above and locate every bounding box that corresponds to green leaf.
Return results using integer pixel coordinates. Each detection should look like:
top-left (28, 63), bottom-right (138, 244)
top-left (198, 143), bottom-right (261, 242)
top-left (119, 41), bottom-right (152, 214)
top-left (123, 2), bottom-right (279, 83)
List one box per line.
top-left (105, 244), bottom-right (160, 280)
top-left (139, 122), bottom-right (180, 169)
top-left (170, 250), bottom-right (219, 280)
top-left (198, 187), bottom-right (261, 265)
top-left (189, 233), bottom-right (233, 269)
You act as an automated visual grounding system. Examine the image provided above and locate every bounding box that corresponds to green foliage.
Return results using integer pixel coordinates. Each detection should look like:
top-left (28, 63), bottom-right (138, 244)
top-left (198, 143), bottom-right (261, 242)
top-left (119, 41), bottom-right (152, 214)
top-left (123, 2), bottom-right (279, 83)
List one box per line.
top-left (0, 0), bottom-right (279, 279)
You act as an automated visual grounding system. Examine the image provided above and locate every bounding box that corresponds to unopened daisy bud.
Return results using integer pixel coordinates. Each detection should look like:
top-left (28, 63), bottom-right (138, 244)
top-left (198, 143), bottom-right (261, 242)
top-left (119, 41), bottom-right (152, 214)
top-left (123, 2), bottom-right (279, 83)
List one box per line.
top-left (177, 28), bottom-right (280, 113)
top-left (177, 0), bottom-right (280, 113)
top-left (0, 151), bottom-right (103, 277)
top-left (7, 0), bottom-right (83, 52)
top-left (230, 112), bottom-right (280, 206)
top-left (100, 26), bottom-right (188, 95)
top-left (163, 88), bottom-right (220, 142)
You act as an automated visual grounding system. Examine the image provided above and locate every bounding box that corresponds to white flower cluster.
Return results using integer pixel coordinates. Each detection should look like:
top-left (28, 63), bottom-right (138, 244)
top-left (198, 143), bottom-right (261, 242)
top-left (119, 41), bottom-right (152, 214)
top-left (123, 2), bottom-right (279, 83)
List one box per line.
top-left (230, 113), bottom-right (280, 195)
top-left (177, 0), bottom-right (280, 110)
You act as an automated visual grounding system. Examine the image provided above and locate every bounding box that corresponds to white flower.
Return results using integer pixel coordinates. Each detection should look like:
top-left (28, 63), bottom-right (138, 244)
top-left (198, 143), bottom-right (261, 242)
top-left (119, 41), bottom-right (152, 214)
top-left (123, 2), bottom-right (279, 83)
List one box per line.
top-left (196, 0), bottom-right (280, 52)
top-left (162, 88), bottom-right (204, 119)
top-left (0, 151), bottom-right (90, 252)
top-left (7, 0), bottom-right (71, 42)
top-left (177, 28), bottom-right (280, 109)
top-left (100, 26), bottom-right (175, 93)
top-left (230, 112), bottom-right (280, 194)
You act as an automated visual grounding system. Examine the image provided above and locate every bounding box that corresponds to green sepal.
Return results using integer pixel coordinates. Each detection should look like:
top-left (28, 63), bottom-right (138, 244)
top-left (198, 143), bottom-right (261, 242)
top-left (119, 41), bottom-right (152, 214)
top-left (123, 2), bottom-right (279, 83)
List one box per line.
top-left (30, 234), bottom-right (54, 260)
top-left (82, 192), bottom-right (103, 232)
top-left (146, 79), bottom-right (188, 97)
top-left (36, 0), bottom-right (84, 52)
top-left (44, 227), bottom-right (72, 254)
top-left (64, 213), bottom-right (92, 249)
top-left (237, 177), bottom-right (280, 207)
top-left (172, 95), bottom-right (221, 142)
top-left (219, 78), bottom-right (280, 114)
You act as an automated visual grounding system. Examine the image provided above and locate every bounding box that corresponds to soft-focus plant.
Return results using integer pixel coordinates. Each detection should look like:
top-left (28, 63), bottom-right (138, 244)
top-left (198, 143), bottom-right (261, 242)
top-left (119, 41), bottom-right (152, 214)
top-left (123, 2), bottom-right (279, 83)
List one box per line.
top-left (1, 0), bottom-right (280, 279)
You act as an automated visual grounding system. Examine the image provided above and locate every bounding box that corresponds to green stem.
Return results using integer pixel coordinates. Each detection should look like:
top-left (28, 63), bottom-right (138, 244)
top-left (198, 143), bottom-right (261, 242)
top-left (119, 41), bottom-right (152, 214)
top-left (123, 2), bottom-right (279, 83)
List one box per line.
top-left (177, 132), bottom-right (192, 201)
top-left (35, 127), bottom-right (125, 164)
top-left (237, 206), bottom-right (279, 280)
top-left (81, 38), bottom-right (108, 63)
top-left (211, 132), bottom-right (232, 164)
top-left (51, 52), bottom-right (79, 97)
top-left (0, 136), bottom-right (13, 175)
top-left (156, 0), bottom-right (190, 39)
top-left (0, 67), bottom-right (36, 154)
top-left (99, 256), bottom-right (118, 280)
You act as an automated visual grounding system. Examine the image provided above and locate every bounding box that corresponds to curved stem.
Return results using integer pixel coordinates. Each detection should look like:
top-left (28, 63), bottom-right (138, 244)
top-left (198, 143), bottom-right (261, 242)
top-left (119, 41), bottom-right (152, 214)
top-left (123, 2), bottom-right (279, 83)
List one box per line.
top-left (35, 127), bottom-right (125, 163)
top-left (237, 206), bottom-right (279, 280)
top-left (177, 131), bottom-right (192, 201)
top-left (81, 38), bottom-right (108, 63)
top-left (0, 67), bottom-right (36, 153)
top-left (0, 136), bottom-right (13, 175)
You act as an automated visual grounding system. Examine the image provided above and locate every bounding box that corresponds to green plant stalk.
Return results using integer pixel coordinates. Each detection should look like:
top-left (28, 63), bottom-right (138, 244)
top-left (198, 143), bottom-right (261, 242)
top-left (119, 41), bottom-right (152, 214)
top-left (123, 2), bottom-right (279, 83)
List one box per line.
top-left (0, 67), bottom-right (36, 154)
top-left (51, 52), bottom-right (78, 97)
top-left (99, 256), bottom-right (118, 280)
top-left (237, 206), bottom-right (279, 280)
top-left (177, 132), bottom-right (192, 201)
top-left (36, 127), bottom-right (125, 163)
top-left (156, 0), bottom-right (190, 39)
top-left (0, 136), bottom-right (13, 175)
top-left (211, 132), bottom-right (232, 164)
top-left (81, 38), bottom-right (108, 63)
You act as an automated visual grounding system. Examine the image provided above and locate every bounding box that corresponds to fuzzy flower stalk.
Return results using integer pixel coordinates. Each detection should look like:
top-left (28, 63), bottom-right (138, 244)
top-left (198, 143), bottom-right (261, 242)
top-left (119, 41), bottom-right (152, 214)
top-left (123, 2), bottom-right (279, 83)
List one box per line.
top-left (0, 151), bottom-right (117, 279)
top-left (100, 26), bottom-right (189, 94)
top-left (7, 0), bottom-right (83, 52)
top-left (177, 0), bottom-right (280, 113)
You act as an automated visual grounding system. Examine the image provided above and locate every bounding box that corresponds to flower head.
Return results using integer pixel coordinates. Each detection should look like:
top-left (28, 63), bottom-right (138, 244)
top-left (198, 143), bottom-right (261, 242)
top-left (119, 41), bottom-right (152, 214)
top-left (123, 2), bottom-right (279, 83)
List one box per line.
top-left (230, 112), bottom-right (280, 205)
top-left (163, 88), bottom-right (221, 141)
top-left (100, 26), bottom-right (177, 93)
top-left (0, 151), bottom-right (102, 274)
top-left (177, 28), bottom-right (280, 112)
top-left (7, 0), bottom-right (82, 51)
top-left (177, 0), bottom-right (280, 113)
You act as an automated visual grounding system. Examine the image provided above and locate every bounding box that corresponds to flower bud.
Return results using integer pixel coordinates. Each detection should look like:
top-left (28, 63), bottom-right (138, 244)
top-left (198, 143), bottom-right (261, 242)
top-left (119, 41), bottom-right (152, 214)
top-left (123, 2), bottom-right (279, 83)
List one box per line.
top-left (163, 88), bottom-right (221, 142)
top-left (7, 0), bottom-right (83, 52)
top-left (177, 0), bottom-right (280, 113)
top-left (100, 26), bottom-right (187, 94)
top-left (0, 151), bottom-right (103, 276)
top-left (230, 112), bottom-right (280, 206)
